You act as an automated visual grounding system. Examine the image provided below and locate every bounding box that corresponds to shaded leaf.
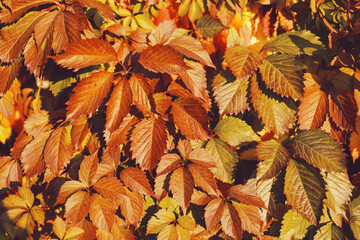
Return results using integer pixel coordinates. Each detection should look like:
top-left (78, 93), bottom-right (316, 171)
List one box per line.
top-left (169, 167), bottom-right (194, 212)
top-left (51, 39), bottom-right (117, 71)
top-left (221, 202), bottom-right (242, 240)
top-left (260, 54), bottom-right (304, 100)
top-left (205, 139), bottom-right (238, 183)
top-left (329, 89), bottom-right (357, 131)
top-left (256, 140), bottom-right (289, 180)
top-left (65, 71), bottom-right (114, 121)
top-left (314, 222), bottom-right (344, 240)
top-left (225, 45), bottom-right (263, 80)
top-left (0, 58), bottom-right (21, 96)
top-left (290, 129), bottom-right (347, 172)
top-left (214, 116), bottom-right (259, 147)
top-left (284, 159), bottom-right (325, 225)
top-left (196, 16), bottom-right (224, 38)
top-left (120, 167), bottom-right (154, 196)
top-left (350, 196), bottom-right (360, 239)
top-left (131, 116), bottom-right (168, 170)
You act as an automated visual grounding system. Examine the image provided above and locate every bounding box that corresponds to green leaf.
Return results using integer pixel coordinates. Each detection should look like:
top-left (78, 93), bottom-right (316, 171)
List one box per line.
top-left (323, 172), bottom-right (352, 227)
top-left (260, 54), bottom-right (304, 100)
top-left (205, 139), bottom-right (238, 184)
top-left (214, 116), bottom-right (259, 147)
top-left (256, 140), bottom-right (289, 180)
top-left (225, 45), bottom-right (263, 80)
top-left (196, 16), bottom-right (224, 38)
top-left (284, 159), bottom-right (325, 225)
top-left (314, 222), bottom-right (344, 240)
top-left (250, 74), bottom-right (296, 135)
top-left (279, 209), bottom-right (311, 240)
top-left (349, 196), bottom-right (360, 239)
top-left (262, 31), bottom-right (325, 55)
top-left (290, 129), bottom-right (347, 172)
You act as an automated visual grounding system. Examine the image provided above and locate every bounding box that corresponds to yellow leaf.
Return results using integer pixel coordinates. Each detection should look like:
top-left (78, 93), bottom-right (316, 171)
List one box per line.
top-left (177, 214), bottom-right (196, 231)
top-left (18, 187), bottom-right (34, 208)
top-left (188, 0), bottom-right (202, 22)
top-left (147, 208), bottom-right (176, 234)
top-left (0, 114), bottom-right (11, 144)
top-left (53, 216), bottom-right (66, 240)
top-left (64, 227), bottom-right (85, 240)
top-left (134, 14), bottom-right (156, 30)
top-left (178, 0), bottom-right (191, 17)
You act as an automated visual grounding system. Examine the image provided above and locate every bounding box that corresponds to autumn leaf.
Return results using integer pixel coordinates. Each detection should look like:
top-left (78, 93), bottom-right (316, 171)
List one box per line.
top-left (119, 189), bottom-right (144, 226)
top-left (89, 194), bottom-right (115, 231)
top-left (196, 15), bottom-right (224, 38)
top-left (225, 45), bottom-right (263, 80)
top-left (23, 110), bottom-right (52, 137)
top-left (204, 198), bottom-right (225, 233)
top-left (169, 167), bottom-right (195, 212)
top-left (129, 74), bottom-right (153, 115)
top-left (329, 89), bottom-right (357, 131)
top-left (65, 191), bottom-right (91, 224)
top-left (157, 154), bottom-right (182, 175)
top-left (221, 202), bottom-right (242, 240)
top-left (227, 184), bottom-right (267, 209)
top-left (151, 20), bottom-right (175, 44)
top-left (51, 39), bottom-right (118, 71)
top-left (120, 167), bottom-right (154, 196)
top-left (279, 209), bottom-right (311, 239)
top-left (233, 201), bottom-right (263, 237)
top-left (65, 71), bottom-right (114, 122)
top-left (0, 58), bottom-right (21, 96)
top-left (314, 222), bottom-right (344, 240)
top-left (93, 176), bottom-right (128, 201)
top-left (284, 159), bottom-right (325, 225)
top-left (131, 116), bottom-right (168, 170)
top-left (290, 129), bottom-right (347, 172)
top-left (55, 180), bottom-right (86, 205)
top-left (79, 154), bottom-right (99, 188)
top-left (147, 208), bottom-right (176, 234)
top-left (188, 163), bottom-right (218, 197)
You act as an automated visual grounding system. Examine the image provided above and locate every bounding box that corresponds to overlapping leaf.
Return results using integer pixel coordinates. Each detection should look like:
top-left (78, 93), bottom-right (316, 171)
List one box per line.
top-left (279, 209), bottom-right (311, 239)
top-left (204, 198), bottom-right (225, 233)
top-left (329, 89), bottom-right (357, 131)
top-left (188, 163), bottom-right (218, 197)
top-left (196, 16), bottom-right (224, 38)
top-left (349, 197), bottom-right (360, 239)
top-left (220, 202), bottom-right (242, 240)
top-left (314, 221), bottom-right (344, 239)
top-left (65, 191), bottom-right (91, 224)
top-left (120, 167), bottom-right (154, 196)
top-left (0, 58), bottom-right (21, 96)
top-left (284, 159), bottom-right (325, 225)
top-left (169, 167), bottom-right (194, 212)
top-left (290, 129), bottom-right (346, 172)
top-left (89, 194), bottom-right (115, 231)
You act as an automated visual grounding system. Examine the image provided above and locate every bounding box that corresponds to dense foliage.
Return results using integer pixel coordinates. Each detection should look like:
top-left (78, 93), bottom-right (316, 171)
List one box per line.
top-left (0, 0), bottom-right (360, 239)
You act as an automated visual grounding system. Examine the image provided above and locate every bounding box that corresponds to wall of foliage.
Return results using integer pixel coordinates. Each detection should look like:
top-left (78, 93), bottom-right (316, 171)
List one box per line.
top-left (0, 0), bottom-right (360, 239)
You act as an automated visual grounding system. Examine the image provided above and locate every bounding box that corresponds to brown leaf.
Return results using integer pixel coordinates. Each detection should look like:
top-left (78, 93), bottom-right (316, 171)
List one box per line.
top-left (171, 98), bottom-right (210, 141)
top-left (0, 158), bottom-right (22, 189)
top-left (65, 191), bottom-right (91, 224)
top-left (119, 190), bottom-right (144, 226)
top-left (188, 163), bottom-right (218, 197)
top-left (51, 39), bottom-right (118, 71)
top-left (51, 11), bottom-right (77, 53)
top-left (23, 110), bottom-right (52, 137)
top-left (139, 44), bottom-right (189, 75)
top-left (79, 154), bottom-right (99, 187)
top-left (129, 74), bottom-right (153, 115)
top-left (77, 219), bottom-right (97, 240)
top-left (77, 0), bottom-right (116, 20)
top-left (55, 180), bottom-right (86, 205)
top-left (233, 202), bottom-right (263, 237)
top-left (65, 71), bottom-right (114, 122)
top-left (0, 57), bottom-right (21, 96)
top-left (204, 198), bottom-right (225, 232)
top-left (89, 194), bottom-right (115, 231)
top-left (33, 11), bottom-right (59, 48)
top-left (221, 202), bottom-right (242, 240)
top-left (93, 176), bottom-right (128, 202)
top-left (227, 184), bottom-right (267, 209)
top-left (23, 35), bottom-right (51, 77)
top-left (153, 92), bottom-right (173, 116)
top-left (298, 74), bottom-right (328, 130)
top-left (177, 139), bottom-right (192, 159)
top-left (120, 167), bottom-right (154, 196)
top-left (191, 189), bottom-right (212, 206)
top-left (44, 126), bottom-right (73, 174)
top-left (169, 167), bottom-right (194, 212)
top-left (131, 116), bottom-right (168, 170)
top-left (169, 36), bottom-right (215, 68)
top-left (0, 11), bottom-right (47, 62)
top-left (21, 131), bottom-right (51, 178)
top-left (105, 78), bottom-right (132, 135)
top-left (157, 154), bottom-right (182, 175)
top-left (329, 89), bottom-right (357, 131)
top-left (11, 131), bottom-right (32, 160)
top-left (0, 78), bottom-right (20, 120)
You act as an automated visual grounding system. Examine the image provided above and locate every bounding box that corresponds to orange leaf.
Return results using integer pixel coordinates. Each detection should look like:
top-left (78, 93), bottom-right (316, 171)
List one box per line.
top-left (79, 154), bottom-right (99, 187)
top-left (151, 20), bottom-right (175, 44)
top-left (71, 116), bottom-right (90, 151)
top-left (77, 0), bottom-right (116, 20)
top-left (93, 176), bottom-right (127, 202)
top-left (65, 191), bottom-right (91, 224)
top-left (171, 98), bottom-right (210, 141)
top-left (153, 92), bottom-right (173, 116)
top-left (177, 139), bottom-right (192, 160)
top-left (221, 202), bottom-right (242, 240)
top-left (0, 58), bottom-right (21, 96)
top-left (120, 167), bottom-right (154, 196)
top-left (298, 74), bottom-right (328, 129)
top-left (65, 71), bottom-right (114, 122)
top-left (107, 115), bottom-right (138, 146)
top-left (329, 89), bottom-right (357, 131)
top-left (204, 198), bottom-right (225, 232)
top-left (129, 74), bottom-right (153, 115)
top-left (23, 110), bottom-right (52, 137)
top-left (20, 131), bottom-right (51, 178)
top-left (11, 131), bottom-right (32, 160)
top-left (188, 148), bottom-right (218, 168)
top-left (51, 39), bottom-right (118, 71)
top-left (89, 194), bottom-right (115, 231)
top-left (169, 167), bottom-right (194, 212)
top-left (44, 126), bottom-right (73, 174)
top-left (188, 163), bottom-right (218, 197)
top-left (131, 116), bottom-right (168, 170)
top-left (233, 202), bottom-right (263, 237)
top-left (105, 78), bottom-right (132, 135)
top-left (119, 190), bottom-right (144, 226)
top-left (227, 184), bottom-right (267, 209)
top-left (157, 153), bottom-right (182, 175)
top-left (55, 180), bottom-right (85, 205)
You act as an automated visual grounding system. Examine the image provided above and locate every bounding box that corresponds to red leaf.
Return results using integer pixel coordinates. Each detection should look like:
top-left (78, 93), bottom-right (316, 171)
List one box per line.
top-left (188, 163), bottom-right (218, 197)
top-left (65, 191), bottom-right (91, 224)
top-left (79, 154), bottom-right (99, 187)
top-left (51, 39), bottom-right (118, 71)
top-left (171, 98), bottom-right (210, 140)
top-left (131, 116), bottom-right (168, 170)
top-left (169, 167), bottom-right (194, 212)
top-left (105, 78), bottom-right (132, 135)
top-left (93, 176), bottom-right (128, 202)
top-left (89, 194), bottom-right (116, 231)
top-left (120, 167), bottom-right (154, 196)
top-left (157, 154), bottom-right (182, 175)
top-left (221, 202), bottom-right (242, 240)
top-left (227, 184), bottom-right (267, 209)
top-left (44, 126), bottom-right (73, 174)
top-left (21, 131), bottom-right (51, 178)
top-left (65, 71), bottom-right (114, 122)
top-left (204, 198), bottom-right (225, 232)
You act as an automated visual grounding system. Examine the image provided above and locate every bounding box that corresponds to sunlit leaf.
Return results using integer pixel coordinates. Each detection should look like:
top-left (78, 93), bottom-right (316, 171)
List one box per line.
top-left (120, 167), bottom-right (154, 196)
top-left (196, 16), bottom-right (224, 38)
top-left (314, 222), bottom-right (344, 240)
top-left (279, 209), bottom-right (311, 239)
top-left (169, 167), bottom-right (194, 212)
